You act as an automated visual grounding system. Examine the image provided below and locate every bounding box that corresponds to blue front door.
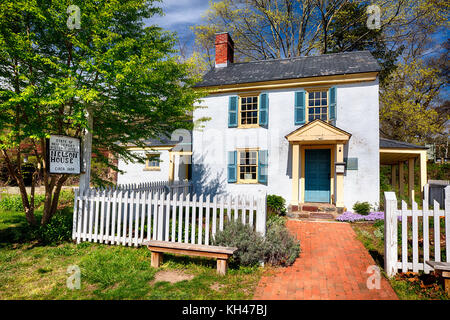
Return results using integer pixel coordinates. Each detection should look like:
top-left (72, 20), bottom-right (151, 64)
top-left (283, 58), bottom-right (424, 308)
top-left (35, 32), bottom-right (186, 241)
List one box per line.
top-left (305, 149), bottom-right (331, 203)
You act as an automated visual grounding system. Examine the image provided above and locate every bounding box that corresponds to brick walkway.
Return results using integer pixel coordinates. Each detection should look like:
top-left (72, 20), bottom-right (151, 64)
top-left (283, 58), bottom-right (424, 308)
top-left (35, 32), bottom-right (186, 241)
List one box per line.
top-left (253, 220), bottom-right (398, 300)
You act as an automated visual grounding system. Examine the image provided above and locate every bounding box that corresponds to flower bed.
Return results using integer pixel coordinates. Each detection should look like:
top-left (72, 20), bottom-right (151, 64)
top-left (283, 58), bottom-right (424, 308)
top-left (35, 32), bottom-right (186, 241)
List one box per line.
top-left (336, 211), bottom-right (403, 222)
top-left (336, 211), bottom-right (384, 222)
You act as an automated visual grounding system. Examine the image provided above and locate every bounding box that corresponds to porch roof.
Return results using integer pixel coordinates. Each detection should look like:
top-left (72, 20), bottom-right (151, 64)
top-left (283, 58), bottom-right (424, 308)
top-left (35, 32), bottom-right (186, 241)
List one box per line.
top-left (379, 138), bottom-right (428, 165)
top-left (285, 119), bottom-right (351, 144)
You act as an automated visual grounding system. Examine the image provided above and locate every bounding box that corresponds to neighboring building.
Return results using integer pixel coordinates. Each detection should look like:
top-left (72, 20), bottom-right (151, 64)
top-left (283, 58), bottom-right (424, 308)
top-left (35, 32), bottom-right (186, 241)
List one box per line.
top-left (192, 32), bottom-right (382, 211)
top-left (117, 136), bottom-right (191, 185)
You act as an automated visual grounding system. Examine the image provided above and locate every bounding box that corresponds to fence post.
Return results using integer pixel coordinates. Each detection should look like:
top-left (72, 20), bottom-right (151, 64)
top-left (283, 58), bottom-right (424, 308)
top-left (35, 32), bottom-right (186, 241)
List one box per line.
top-left (445, 186), bottom-right (450, 262)
top-left (256, 191), bottom-right (267, 237)
top-left (384, 191), bottom-right (398, 277)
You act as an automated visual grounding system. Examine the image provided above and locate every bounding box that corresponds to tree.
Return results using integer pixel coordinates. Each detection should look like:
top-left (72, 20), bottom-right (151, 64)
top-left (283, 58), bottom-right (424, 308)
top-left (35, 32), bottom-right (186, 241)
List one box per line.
top-left (0, 0), bottom-right (203, 226)
top-left (380, 59), bottom-right (447, 143)
top-left (327, 1), bottom-right (403, 84)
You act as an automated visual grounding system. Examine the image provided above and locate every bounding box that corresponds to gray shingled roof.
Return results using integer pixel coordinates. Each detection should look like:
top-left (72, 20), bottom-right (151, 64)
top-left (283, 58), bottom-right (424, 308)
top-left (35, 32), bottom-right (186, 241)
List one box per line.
top-left (195, 50), bottom-right (381, 88)
top-left (380, 138), bottom-right (428, 149)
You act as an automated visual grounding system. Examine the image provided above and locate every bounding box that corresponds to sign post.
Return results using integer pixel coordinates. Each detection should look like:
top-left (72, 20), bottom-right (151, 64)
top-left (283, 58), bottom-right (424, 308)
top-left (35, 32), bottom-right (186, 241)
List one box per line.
top-left (79, 108), bottom-right (93, 193)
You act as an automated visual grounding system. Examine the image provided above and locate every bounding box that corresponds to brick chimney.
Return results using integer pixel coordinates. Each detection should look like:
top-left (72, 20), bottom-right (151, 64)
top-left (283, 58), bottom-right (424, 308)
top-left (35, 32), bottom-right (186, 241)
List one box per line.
top-left (215, 32), bottom-right (234, 68)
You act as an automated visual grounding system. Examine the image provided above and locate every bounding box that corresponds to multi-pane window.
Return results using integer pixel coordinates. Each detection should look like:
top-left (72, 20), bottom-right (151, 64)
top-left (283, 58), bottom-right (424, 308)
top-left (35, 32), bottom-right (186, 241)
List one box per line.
top-left (145, 154), bottom-right (160, 170)
top-left (238, 150), bottom-right (258, 182)
top-left (240, 96), bottom-right (258, 125)
top-left (308, 91), bottom-right (328, 122)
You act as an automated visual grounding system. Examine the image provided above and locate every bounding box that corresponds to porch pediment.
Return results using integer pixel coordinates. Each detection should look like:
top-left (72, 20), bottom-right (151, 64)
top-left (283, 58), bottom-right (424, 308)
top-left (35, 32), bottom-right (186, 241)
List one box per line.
top-left (285, 119), bottom-right (351, 143)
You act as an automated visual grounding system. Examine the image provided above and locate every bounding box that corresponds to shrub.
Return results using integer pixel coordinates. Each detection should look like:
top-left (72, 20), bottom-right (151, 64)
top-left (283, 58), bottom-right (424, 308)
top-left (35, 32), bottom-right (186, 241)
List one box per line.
top-left (36, 208), bottom-right (73, 244)
top-left (213, 217), bottom-right (300, 267)
top-left (353, 201), bottom-right (371, 215)
top-left (0, 195), bottom-right (24, 211)
top-left (264, 217), bottom-right (300, 266)
top-left (267, 195), bottom-right (286, 216)
top-left (0, 194), bottom-right (45, 211)
top-left (213, 221), bottom-right (265, 266)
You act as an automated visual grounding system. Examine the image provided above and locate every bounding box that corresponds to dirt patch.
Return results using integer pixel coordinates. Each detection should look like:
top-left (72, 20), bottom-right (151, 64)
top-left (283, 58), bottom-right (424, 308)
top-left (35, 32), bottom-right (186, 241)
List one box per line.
top-left (150, 270), bottom-right (194, 285)
top-left (210, 282), bottom-right (225, 291)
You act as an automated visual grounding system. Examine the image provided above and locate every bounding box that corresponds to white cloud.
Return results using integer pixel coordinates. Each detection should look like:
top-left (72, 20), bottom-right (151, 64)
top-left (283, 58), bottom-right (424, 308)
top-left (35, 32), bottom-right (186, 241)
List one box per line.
top-left (149, 0), bottom-right (210, 28)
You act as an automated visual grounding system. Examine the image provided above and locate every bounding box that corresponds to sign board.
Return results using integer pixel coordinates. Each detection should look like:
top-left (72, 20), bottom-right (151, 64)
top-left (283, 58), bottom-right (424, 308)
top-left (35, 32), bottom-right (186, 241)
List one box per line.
top-left (47, 135), bottom-right (81, 174)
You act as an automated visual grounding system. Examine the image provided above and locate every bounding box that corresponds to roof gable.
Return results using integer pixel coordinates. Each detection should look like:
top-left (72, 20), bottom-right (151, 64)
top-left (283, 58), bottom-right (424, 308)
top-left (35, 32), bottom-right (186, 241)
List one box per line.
top-left (285, 119), bottom-right (351, 142)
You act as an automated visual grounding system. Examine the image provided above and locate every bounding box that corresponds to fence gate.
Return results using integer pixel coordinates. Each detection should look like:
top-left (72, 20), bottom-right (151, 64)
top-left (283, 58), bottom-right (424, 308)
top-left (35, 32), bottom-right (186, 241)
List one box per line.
top-left (384, 185), bottom-right (450, 277)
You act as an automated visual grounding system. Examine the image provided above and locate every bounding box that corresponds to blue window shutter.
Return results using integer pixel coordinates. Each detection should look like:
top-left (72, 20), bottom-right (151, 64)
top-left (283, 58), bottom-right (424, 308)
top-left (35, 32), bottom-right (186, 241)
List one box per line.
top-left (258, 150), bottom-right (268, 185)
top-left (227, 151), bottom-right (237, 183)
top-left (259, 93), bottom-right (268, 126)
top-left (329, 86), bottom-right (336, 121)
top-left (228, 96), bottom-right (238, 127)
top-left (294, 90), bottom-right (305, 125)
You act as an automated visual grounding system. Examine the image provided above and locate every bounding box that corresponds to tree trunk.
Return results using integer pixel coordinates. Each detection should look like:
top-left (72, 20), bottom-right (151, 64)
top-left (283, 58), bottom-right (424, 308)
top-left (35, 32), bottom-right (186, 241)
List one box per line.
top-left (41, 175), bottom-right (68, 225)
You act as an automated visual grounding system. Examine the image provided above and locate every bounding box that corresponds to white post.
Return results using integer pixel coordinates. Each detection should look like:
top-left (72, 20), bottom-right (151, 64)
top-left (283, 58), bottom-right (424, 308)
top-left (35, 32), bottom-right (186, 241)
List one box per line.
top-left (79, 107), bottom-right (93, 193)
top-left (423, 184), bottom-right (429, 206)
top-left (384, 191), bottom-right (398, 277)
top-left (256, 191), bottom-right (267, 237)
top-left (445, 186), bottom-right (450, 262)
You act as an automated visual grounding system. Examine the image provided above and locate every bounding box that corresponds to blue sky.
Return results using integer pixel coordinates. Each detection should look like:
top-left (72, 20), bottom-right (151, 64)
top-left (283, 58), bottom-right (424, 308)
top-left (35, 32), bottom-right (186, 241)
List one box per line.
top-left (146, 0), bottom-right (212, 49)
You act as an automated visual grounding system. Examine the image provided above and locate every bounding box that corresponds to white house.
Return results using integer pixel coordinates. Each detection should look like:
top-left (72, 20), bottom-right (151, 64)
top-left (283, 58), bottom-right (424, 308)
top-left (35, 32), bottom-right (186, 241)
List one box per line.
top-left (116, 32), bottom-right (429, 214)
top-left (117, 136), bottom-right (191, 185)
top-left (192, 33), bottom-right (383, 212)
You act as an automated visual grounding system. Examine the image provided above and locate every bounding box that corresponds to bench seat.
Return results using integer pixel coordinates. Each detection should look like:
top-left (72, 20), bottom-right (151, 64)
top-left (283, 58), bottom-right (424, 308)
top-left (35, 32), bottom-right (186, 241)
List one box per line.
top-left (143, 240), bottom-right (237, 275)
top-left (426, 261), bottom-right (450, 296)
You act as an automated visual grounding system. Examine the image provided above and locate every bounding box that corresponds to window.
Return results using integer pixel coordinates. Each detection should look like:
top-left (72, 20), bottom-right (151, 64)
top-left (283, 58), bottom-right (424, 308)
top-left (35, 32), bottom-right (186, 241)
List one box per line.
top-left (239, 96), bottom-right (258, 126)
top-left (145, 153), bottom-right (160, 170)
top-left (238, 149), bottom-right (258, 183)
top-left (307, 91), bottom-right (328, 122)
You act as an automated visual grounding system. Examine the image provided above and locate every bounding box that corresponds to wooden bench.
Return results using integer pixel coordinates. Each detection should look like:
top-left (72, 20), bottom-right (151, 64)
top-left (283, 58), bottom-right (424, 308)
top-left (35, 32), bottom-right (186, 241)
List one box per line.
top-left (143, 240), bottom-right (237, 275)
top-left (426, 261), bottom-right (450, 296)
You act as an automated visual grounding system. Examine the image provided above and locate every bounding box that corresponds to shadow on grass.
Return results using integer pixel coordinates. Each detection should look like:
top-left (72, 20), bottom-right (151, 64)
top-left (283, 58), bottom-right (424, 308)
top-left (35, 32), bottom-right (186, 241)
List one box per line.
top-left (369, 249), bottom-right (385, 267)
top-left (157, 252), bottom-right (249, 272)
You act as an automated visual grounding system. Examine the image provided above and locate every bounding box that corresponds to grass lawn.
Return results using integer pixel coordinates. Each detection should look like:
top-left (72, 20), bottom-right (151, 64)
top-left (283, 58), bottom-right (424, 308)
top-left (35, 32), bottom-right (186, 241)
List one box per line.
top-left (0, 208), bottom-right (263, 300)
top-left (350, 220), bottom-right (449, 300)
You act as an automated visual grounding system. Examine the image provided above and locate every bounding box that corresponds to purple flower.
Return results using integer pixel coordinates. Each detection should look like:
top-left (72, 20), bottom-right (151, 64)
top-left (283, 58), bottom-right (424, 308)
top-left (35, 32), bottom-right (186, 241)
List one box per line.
top-left (336, 211), bottom-right (385, 222)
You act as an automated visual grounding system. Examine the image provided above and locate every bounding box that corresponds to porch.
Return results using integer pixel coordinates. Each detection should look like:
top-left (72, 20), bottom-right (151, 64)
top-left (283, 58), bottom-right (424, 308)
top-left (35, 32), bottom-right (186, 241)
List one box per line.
top-left (285, 119), bottom-right (351, 211)
top-left (380, 138), bottom-right (428, 203)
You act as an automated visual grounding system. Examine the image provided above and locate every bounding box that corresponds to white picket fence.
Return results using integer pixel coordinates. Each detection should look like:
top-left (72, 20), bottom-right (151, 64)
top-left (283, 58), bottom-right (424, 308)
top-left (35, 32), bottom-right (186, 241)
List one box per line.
top-left (384, 185), bottom-right (450, 277)
top-left (72, 186), bottom-right (267, 247)
top-left (115, 180), bottom-right (191, 194)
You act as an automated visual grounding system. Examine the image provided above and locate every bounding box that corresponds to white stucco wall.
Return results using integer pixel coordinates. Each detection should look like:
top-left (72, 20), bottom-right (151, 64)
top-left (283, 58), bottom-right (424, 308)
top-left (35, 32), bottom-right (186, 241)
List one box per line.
top-left (117, 149), bottom-right (172, 184)
top-left (192, 80), bottom-right (380, 210)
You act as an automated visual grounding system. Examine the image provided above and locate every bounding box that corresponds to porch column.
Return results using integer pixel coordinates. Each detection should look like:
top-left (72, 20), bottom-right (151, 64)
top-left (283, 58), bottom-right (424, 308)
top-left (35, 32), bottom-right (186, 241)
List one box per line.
top-left (335, 143), bottom-right (344, 208)
top-left (391, 164), bottom-right (397, 190)
top-left (291, 143), bottom-right (300, 205)
top-left (398, 161), bottom-right (404, 197)
top-left (408, 158), bottom-right (415, 204)
top-left (419, 151), bottom-right (427, 198)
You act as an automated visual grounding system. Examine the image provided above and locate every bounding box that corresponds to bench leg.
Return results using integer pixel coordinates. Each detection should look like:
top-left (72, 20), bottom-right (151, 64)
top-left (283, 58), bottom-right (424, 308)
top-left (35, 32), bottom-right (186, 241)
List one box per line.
top-left (444, 278), bottom-right (450, 297)
top-left (217, 259), bottom-right (227, 276)
top-left (151, 252), bottom-right (163, 268)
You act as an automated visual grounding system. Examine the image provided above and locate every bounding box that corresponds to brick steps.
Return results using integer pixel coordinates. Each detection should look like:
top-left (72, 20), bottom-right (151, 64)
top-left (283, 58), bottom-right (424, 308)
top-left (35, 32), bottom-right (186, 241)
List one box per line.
top-left (287, 203), bottom-right (342, 220)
